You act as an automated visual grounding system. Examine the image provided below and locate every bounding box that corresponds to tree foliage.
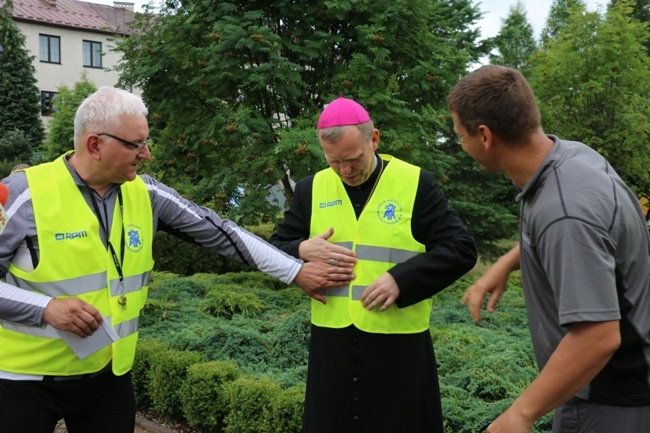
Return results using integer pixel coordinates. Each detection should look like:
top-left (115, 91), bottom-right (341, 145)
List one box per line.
top-left (114, 0), bottom-right (486, 224)
top-left (0, 0), bottom-right (45, 148)
top-left (610, 0), bottom-right (650, 52)
top-left (529, 0), bottom-right (650, 201)
top-left (489, 0), bottom-right (537, 70)
top-left (539, 0), bottom-right (587, 48)
top-left (114, 0), bottom-right (521, 258)
top-left (40, 75), bottom-right (97, 161)
top-left (0, 129), bottom-right (33, 178)
top-left (434, 143), bottom-right (519, 262)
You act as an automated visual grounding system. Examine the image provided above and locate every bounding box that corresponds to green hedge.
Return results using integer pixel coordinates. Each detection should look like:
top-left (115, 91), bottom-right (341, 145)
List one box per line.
top-left (223, 377), bottom-right (282, 433)
top-left (133, 342), bottom-right (303, 433)
top-left (132, 337), bottom-right (169, 409)
top-left (149, 348), bottom-right (205, 419)
top-left (133, 271), bottom-right (552, 432)
top-left (181, 361), bottom-right (240, 433)
top-left (262, 385), bottom-right (305, 433)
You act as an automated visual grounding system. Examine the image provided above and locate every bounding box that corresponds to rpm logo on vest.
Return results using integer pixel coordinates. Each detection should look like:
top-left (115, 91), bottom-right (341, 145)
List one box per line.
top-left (376, 198), bottom-right (403, 225)
top-left (125, 224), bottom-right (144, 253)
top-left (319, 199), bottom-right (343, 209)
top-left (55, 231), bottom-right (88, 240)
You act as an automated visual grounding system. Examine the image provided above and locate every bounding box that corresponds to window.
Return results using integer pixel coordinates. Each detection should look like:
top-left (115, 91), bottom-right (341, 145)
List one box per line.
top-left (39, 34), bottom-right (60, 64)
top-left (41, 91), bottom-right (58, 116)
top-left (83, 40), bottom-right (102, 68)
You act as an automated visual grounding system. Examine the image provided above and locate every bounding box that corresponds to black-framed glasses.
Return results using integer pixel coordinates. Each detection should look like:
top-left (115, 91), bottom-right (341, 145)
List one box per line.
top-left (97, 132), bottom-right (151, 151)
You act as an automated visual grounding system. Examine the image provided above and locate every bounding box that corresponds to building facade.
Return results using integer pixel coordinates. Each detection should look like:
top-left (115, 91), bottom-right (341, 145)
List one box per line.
top-left (2, 0), bottom-right (136, 125)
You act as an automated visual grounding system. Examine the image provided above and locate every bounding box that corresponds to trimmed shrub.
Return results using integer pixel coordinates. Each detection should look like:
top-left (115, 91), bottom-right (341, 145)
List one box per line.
top-left (132, 337), bottom-right (169, 409)
top-left (262, 386), bottom-right (305, 433)
top-left (181, 361), bottom-right (240, 433)
top-left (149, 348), bottom-right (205, 420)
top-left (223, 377), bottom-right (283, 433)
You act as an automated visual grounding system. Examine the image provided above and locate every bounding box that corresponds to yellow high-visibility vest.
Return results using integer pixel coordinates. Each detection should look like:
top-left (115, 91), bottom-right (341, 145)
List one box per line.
top-left (310, 155), bottom-right (430, 334)
top-left (1, 155), bottom-right (154, 376)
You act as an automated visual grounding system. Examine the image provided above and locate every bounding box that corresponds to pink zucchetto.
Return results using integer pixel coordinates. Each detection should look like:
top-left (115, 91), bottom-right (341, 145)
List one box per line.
top-left (317, 96), bottom-right (371, 129)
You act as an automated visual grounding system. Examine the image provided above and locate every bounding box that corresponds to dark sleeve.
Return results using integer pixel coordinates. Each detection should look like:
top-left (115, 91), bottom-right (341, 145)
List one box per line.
top-left (270, 176), bottom-right (315, 259)
top-left (391, 170), bottom-right (477, 308)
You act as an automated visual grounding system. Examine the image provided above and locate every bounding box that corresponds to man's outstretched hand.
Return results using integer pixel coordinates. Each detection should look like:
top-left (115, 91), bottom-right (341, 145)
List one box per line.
top-left (293, 261), bottom-right (355, 304)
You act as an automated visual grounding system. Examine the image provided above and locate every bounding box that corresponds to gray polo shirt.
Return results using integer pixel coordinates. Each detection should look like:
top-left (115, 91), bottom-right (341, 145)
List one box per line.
top-left (518, 136), bottom-right (650, 406)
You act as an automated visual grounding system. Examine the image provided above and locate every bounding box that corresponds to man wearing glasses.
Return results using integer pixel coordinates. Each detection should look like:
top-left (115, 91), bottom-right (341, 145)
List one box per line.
top-left (0, 87), bottom-right (352, 432)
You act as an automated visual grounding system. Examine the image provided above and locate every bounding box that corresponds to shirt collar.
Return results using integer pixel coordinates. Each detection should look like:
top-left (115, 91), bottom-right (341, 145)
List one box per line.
top-left (516, 135), bottom-right (562, 202)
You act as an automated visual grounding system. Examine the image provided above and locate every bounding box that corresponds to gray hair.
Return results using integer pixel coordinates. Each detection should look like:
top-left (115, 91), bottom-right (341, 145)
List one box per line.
top-left (318, 120), bottom-right (375, 143)
top-left (74, 87), bottom-right (148, 149)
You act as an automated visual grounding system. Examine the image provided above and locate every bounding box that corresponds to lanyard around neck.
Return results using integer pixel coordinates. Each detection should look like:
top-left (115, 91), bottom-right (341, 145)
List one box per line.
top-left (71, 163), bottom-right (129, 307)
top-left (88, 187), bottom-right (126, 284)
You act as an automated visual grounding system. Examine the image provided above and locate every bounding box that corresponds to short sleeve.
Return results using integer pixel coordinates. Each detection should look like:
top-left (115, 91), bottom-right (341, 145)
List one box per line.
top-left (537, 218), bottom-right (621, 326)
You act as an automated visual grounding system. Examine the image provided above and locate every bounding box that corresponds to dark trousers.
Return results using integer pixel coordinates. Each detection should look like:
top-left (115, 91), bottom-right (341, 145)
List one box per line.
top-left (552, 397), bottom-right (650, 433)
top-left (0, 370), bottom-right (135, 433)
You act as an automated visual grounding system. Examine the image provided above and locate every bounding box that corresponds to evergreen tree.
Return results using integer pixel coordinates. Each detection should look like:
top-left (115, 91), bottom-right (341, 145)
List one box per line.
top-left (610, 0), bottom-right (650, 52)
top-left (0, 129), bottom-right (31, 161)
top-left (530, 0), bottom-right (650, 201)
top-left (0, 129), bottom-right (33, 177)
top-left (433, 141), bottom-right (519, 262)
top-left (611, 0), bottom-right (650, 23)
top-left (115, 0), bottom-right (519, 258)
top-left (41, 75), bottom-right (97, 161)
top-left (114, 0), bottom-right (485, 221)
top-left (489, 0), bottom-right (537, 70)
top-left (539, 0), bottom-right (587, 48)
top-left (0, 0), bottom-right (45, 149)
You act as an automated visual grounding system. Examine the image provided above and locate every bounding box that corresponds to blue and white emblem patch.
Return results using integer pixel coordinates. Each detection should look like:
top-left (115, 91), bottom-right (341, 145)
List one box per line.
top-left (376, 199), bottom-right (403, 225)
top-left (125, 224), bottom-right (144, 253)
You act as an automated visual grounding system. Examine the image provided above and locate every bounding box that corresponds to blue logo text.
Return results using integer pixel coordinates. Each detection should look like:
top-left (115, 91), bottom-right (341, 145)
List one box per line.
top-left (55, 231), bottom-right (88, 241)
top-left (319, 200), bottom-right (343, 208)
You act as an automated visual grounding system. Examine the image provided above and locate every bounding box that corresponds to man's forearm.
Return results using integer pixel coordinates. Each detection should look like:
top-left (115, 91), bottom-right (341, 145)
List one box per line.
top-left (507, 320), bottom-right (620, 423)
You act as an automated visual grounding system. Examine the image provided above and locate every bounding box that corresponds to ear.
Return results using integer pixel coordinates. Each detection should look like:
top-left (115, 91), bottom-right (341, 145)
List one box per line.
top-left (86, 134), bottom-right (102, 161)
top-left (370, 128), bottom-right (380, 151)
top-left (476, 124), bottom-right (494, 151)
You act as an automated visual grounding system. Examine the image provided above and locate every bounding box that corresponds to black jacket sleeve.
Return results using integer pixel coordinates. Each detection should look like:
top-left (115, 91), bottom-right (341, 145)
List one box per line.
top-left (391, 170), bottom-right (477, 307)
top-left (270, 176), bottom-right (315, 259)
top-left (270, 171), bottom-right (477, 307)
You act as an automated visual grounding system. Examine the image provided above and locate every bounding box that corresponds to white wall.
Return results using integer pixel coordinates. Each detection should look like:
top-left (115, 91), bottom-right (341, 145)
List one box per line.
top-left (18, 21), bottom-right (125, 93)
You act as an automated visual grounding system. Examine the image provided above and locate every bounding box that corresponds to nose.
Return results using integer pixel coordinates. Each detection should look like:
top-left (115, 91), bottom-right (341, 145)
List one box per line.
top-left (137, 145), bottom-right (152, 160)
top-left (339, 161), bottom-right (352, 175)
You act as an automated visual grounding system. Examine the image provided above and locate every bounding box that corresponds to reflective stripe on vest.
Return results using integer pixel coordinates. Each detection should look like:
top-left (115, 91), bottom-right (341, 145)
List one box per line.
top-left (322, 245), bottom-right (419, 299)
top-left (1, 155), bottom-right (154, 376)
top-left (310, 155), bottom-right (430, 334)
top-left (2, 316), bottom-right (139, 340)
top-left (7, 272), bottom-right (149, 298)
